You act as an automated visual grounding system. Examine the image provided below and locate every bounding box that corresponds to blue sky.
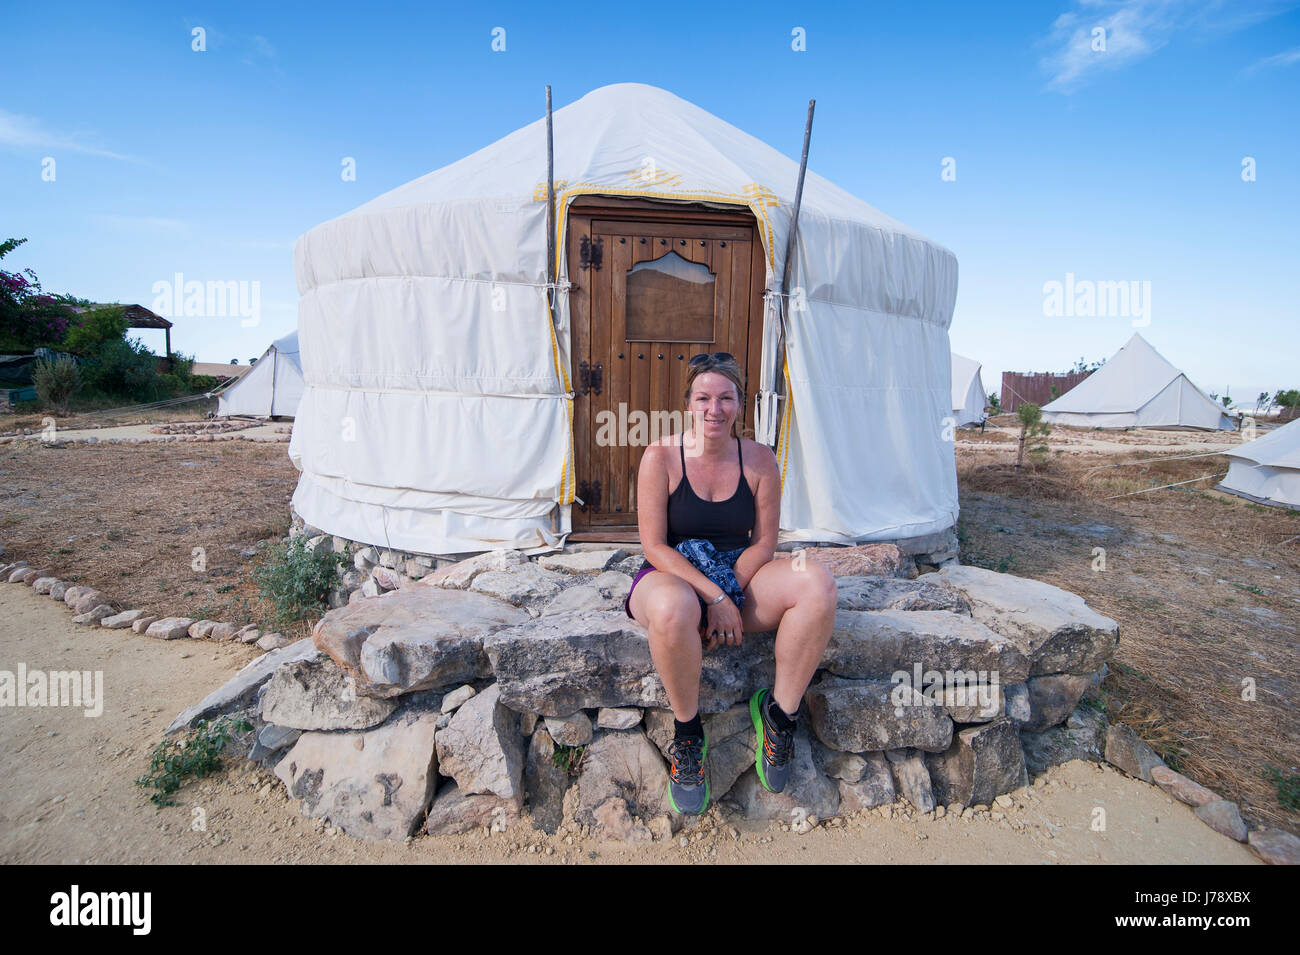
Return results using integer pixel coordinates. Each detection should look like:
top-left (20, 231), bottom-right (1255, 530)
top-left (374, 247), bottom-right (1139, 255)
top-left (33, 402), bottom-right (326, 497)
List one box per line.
top-left (1, 0), bottom-right (1296, 406)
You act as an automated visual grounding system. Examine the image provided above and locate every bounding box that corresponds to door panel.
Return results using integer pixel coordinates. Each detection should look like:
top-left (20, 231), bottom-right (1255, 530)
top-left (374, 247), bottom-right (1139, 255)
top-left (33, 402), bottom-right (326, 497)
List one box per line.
top-left (569, 207), bottom-right (764, 536)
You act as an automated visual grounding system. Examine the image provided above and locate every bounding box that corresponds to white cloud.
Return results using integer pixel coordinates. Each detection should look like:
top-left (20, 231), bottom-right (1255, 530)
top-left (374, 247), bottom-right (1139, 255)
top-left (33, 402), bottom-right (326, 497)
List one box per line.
top-left (0, 108), bottom-right (134, 160)
top-left (1244, 44), bottom-right (1300, 72)
top-left (1039, 0), bottom-right (1298, 93)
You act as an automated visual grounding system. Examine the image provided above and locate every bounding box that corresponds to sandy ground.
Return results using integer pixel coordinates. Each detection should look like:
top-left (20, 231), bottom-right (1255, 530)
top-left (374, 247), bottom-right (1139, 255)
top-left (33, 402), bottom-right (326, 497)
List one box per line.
top-left (0, 583), bottom-right (1259, 864)
top-left (3, 420), bottom-right (289, 443)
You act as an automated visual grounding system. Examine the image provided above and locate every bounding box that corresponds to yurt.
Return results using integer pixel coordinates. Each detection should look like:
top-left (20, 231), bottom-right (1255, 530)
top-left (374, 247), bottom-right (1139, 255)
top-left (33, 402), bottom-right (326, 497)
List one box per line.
top-left (1040, 332), bottom-right (1234, 431)
top-left (288, 83), bottom-right (959, 555)
top-left (217, 331), bottom-right (304, 418)
top-left (1218, 418), bottom-right (1300, 508)
top-left (951, 352), bottom-right (986, 426)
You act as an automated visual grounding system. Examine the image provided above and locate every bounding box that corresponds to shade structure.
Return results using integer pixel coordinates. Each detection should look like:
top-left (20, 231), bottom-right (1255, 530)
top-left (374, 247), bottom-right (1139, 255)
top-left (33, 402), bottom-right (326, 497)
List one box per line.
top-left (217, 331), bottom-right (304, 418)
top-left (951, 352), bottom-right (986, 426)
top-left (1040, 333), bottom-right (1234, 430)
top-left (1218, 418), bottom-right (1300, 508)
top-left (288, 82), bottom-right (960, 555)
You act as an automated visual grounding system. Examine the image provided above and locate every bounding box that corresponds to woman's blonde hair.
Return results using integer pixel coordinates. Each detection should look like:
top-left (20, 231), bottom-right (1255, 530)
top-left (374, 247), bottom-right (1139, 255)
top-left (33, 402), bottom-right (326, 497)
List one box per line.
top-left (683, 354), bottom-right (746, 438)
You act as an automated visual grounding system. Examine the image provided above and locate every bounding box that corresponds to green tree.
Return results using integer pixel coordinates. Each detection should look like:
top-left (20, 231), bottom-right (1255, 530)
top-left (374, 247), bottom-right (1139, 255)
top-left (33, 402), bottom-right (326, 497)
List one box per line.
top-left (0, 237), bottom-right (77, 351)
top-left (1016, 402), bottom-right (1051, 467)
top-left (32, 353), bottom-right (82, 413)
top-left (60, 304), bottom-right (129, 354)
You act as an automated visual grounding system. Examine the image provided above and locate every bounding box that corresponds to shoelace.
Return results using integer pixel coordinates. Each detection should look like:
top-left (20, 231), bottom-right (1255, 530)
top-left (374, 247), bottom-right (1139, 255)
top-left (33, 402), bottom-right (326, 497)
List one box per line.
top-left (667, 735), bottom-right (705, 785)
top-left (764, 710), bottom-right (796, 766)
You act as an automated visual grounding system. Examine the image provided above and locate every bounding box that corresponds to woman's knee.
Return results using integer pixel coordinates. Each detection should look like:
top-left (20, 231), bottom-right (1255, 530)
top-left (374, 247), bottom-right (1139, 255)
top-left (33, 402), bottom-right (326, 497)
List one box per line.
top-left (644, 581), bottom-right (700, 636)
top-left (798, 561), bottom-right (838, 615)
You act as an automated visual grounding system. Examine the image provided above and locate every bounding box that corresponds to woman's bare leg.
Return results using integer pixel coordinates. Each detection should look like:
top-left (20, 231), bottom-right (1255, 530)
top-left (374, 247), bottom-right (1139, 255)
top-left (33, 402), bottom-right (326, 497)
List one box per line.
top-left (740, 558), bottom-right (838, 715)
top-left (628, 572), bottom-right (705, 721)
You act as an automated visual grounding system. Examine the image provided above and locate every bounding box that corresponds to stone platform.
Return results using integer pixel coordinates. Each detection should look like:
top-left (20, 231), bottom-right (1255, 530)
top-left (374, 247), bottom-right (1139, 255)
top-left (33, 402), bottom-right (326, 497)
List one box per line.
top-left (166, 544), bottom-right (1122, 843)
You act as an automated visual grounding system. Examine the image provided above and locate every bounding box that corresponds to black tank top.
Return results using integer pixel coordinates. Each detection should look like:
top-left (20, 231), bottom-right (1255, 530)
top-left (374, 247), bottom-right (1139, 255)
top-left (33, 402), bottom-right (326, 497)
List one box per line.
top-left (665, 434), bottom-right (756, 551)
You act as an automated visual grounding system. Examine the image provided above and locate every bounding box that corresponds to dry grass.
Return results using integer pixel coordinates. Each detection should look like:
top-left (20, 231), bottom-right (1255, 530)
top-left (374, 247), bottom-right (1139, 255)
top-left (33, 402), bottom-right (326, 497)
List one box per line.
top-left (957, 442), bottom-right (1299, 833)
top-left (0, 437), bottom-right (308, 640)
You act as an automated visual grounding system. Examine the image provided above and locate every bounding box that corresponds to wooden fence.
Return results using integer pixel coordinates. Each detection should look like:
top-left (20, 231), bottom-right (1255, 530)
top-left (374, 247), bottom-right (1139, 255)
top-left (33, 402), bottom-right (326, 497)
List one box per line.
top-left (1000, 371), bottom-right (1092, 412)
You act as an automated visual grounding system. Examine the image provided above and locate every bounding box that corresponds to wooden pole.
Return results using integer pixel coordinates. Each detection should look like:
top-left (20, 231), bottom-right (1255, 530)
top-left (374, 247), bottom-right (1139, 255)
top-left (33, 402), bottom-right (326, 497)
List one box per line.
top-left (769, 99), bottom-right (815, 446)
top-left (545, 86), bottom-right (557, 335)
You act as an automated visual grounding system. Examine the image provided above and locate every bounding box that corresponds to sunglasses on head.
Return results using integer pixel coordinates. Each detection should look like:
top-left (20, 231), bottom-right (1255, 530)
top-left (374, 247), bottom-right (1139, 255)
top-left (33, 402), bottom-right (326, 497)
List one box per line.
top-left (688, 352), bottom-right (736, 367)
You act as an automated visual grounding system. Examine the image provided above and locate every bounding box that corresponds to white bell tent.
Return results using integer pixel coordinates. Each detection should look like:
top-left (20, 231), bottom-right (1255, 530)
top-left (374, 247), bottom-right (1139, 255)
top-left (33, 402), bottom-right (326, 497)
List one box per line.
top-left (1040, 333), bottom-right (1234, 431)
top-left (288, 83), bottom-right (959, 555)
top-left (1218, 418), bottom-right (1300, 508)
top-left (217, 331), bottom-right (304, 418)
top-left (951, 352), bottom-right (986, 426)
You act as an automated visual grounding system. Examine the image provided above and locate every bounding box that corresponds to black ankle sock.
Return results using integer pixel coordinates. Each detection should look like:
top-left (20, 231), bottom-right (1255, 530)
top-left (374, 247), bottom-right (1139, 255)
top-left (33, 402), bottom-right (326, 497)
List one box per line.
top-left (766, 695), bottom-right (797, 732)
top-left (674, 712), bottom-right (703, 740)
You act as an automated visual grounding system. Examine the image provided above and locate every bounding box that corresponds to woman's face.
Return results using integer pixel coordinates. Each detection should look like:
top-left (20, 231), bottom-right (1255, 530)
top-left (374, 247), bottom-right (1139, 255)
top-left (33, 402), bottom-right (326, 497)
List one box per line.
top-left (689, 371), bottom-right (739, 440)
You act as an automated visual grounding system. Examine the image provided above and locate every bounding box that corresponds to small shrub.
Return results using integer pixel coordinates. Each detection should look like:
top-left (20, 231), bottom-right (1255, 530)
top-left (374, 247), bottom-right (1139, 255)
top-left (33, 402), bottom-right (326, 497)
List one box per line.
top-left (253, 535), bottom-right (346, 628)
top-left (135, 715), bottom-right (252, 807)
top-left (1262, 764), bottom-right (1300, 812)
top-left (553, 743), bottom-right (586, 775)
top-left (32, 353), bottom-right (82, 412)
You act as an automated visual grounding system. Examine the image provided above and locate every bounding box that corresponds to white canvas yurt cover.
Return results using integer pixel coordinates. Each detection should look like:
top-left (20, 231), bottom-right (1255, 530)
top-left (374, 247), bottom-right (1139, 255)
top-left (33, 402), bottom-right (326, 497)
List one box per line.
top-left (289, 83), bottom-right (959, 555)
top-left (951, 352), bottom-right (986, 426)
top-left (1218, 418), bottom-right (1300, 508)
top-left (218, 331), bottom-right (304, 418)
top-left (1040, 333), bottom-right (1234, 430)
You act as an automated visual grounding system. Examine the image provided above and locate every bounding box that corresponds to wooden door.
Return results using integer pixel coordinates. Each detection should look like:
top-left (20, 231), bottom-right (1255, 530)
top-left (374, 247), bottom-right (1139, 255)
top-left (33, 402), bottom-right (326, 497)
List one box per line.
top-left (567, 198), bottom-right (766, 540)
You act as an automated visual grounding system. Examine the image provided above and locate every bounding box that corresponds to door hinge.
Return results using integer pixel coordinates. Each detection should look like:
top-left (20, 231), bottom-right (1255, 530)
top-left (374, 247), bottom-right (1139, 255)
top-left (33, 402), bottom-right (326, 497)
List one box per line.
top-left (577, 361), bottom-right (603, 396)
top-left (576, 480), bottom-right (602, 512)
top-left (579, 235), bottom-right (604, 271)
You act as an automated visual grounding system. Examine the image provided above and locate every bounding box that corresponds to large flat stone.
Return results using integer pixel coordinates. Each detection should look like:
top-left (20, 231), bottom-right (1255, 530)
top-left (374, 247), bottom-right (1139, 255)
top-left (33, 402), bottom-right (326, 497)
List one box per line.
top-left (424, 783), bottom-right (522, 836)
top-left (572, 728), bottom-right (671, 828)
top-left (484, 610), bottom-right (776, 716)
top-left (835, 576), bottom-right (970, 613)
top-left (419, 549), bottom-right (529, 589)
top-left (165, 638), bottom-right (321, 735)
top-left (804, 675), bottom-right (953, 753)
top-left (260, 656), bottom-right (397, 731)
top-left (312, 586), bottom-right (528, 698)
top-left (434, 683), bottom-right (524, 800)
top-left (925, 565), bottom-right (1118, 676)
top-left (275, 707), bottom-right (439, 842)
top-left (536, 549), bottom-right (627, 574)
top-left (825, 609), bottom-right (1029, 685)
top-left (469, 562), bottom-right (565, 611)
top-left (925, 718), bottom-right (1028, 808)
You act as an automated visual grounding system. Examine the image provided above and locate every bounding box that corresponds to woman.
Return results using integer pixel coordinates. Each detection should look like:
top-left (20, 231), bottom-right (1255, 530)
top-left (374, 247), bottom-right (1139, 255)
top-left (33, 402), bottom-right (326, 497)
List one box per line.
top-left (623, 352), bottom-right (837, 815)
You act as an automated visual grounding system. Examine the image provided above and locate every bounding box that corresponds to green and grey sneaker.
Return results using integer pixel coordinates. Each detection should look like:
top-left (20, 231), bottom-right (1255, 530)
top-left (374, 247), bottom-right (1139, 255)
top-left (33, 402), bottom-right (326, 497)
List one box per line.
top-left (666, 731), bottom-right (709, 815)
top-left (751, 688), bottom-right (796, 793)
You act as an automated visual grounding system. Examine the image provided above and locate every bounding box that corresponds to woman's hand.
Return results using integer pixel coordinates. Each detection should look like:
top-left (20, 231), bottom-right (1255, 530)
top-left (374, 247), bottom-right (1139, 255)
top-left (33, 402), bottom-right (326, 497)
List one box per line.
top-left (702, 596), bottom-right (743, 650)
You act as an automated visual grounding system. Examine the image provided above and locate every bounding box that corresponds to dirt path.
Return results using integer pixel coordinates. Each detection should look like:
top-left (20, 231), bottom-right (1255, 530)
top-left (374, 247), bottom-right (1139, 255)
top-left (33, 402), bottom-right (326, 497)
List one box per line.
top-left (0, 584), bottom-right (1258, 864)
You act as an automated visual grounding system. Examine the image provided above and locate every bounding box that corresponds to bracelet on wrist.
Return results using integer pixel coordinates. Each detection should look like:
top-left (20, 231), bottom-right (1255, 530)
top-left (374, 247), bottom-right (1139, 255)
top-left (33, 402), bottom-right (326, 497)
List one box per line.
top-left (708, 592), bottom-right (727, 606)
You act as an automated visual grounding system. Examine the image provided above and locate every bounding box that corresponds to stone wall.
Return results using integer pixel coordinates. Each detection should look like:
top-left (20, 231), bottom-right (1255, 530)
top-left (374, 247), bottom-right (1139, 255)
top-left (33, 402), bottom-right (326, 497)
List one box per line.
top-left (167, 541), bottom-right (1128, 843)
top-left (288, 510), bottom-right (961, 611)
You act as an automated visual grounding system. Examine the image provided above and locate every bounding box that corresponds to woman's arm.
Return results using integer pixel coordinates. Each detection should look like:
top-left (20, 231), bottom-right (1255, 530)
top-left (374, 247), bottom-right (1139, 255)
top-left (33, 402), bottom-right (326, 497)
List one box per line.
top-left (731, 440), bottom-right (780, 591)
top-left (637, 442), bottom-right (729, 603)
